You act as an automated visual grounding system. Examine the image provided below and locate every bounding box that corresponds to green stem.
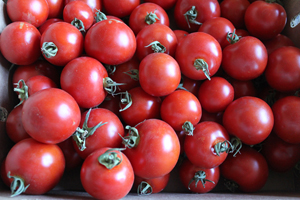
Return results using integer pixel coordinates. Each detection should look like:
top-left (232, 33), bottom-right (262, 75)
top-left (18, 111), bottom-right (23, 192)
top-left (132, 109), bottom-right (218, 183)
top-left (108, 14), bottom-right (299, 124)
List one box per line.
top-left (104, 64), bottom-right (117, 75)
top-left (137, 181), bottom-right (153, 196)
top-left (188, 171), bottom-right (215, 190)
top-left (214, 140), bottom-right (233, 156)
top-left (7, 172), bottom-right (30, 197)
top-left (123, 69), bottom-right (139, 81)
top-left (182, 121), bottom-right (194, 136)
top-left (98, 148), bottom-right (125, 169)
top-left (194, 59), bottom-right (211, 80)
top-left (103, 77), bottom-right (125, 95)
top-left (119, 91), bottom-right (132, 112)
top-left (184, 6), bottom-right (202, 29)
top-left (118, 125), bottom-right (140, 148)
top-left (95, 9), bottom-right (107, 22)
top-left (229, 137), bottom-right (242, 157)
top-left (41, 42), bottom-right (58, 58)
top-left (145, 10), bottom-right (160, 25)
top-left (13, 79), bottom-right (28, 107)
top-left (226, 29), bottom-right (240, 44)
top-left (71, 17), bottom-right (85, 32)
top-left (145, 41), bottom-right (166, 53)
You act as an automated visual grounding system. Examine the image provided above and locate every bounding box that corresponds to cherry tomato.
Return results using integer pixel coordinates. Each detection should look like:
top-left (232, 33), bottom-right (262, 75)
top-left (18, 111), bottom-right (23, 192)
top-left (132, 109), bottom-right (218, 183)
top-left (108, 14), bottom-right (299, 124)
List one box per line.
top-left (180, 75), bottom-right (202, 96)
top-left (200, 109), bottom-right (223, 125)
top-left (102, 0), bottom-right (140, 18)
top-left (98, 94), bottom-right (121, 119)
top-left (173, 29), bottom-right (188, 42)
top-left (65, 0), bottom-right (102, 15)
top-left (45, 0), bottom-right (64, 18)
top-left (228, 78), bottom-right (257, 99)
top-left (263, 34), bottom-right (295, 55)
top-left (235, 29), bottom-right (250, 37)
top-left (134, 173), bottom-right (170, 195)
top-left (39, 18), bottom-right (64, 35)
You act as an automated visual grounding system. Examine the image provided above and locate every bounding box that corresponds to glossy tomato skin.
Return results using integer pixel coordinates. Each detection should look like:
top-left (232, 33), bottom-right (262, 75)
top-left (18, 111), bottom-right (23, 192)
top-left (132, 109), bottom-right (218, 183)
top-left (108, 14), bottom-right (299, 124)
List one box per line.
top-left (40, 22), bottom-right (84, 66)
top-left (60, 56), bottom-right (108, 108)
top-left (22, 88), bottom-right (81, 144)
top-left (174, 0), bottom-right (220, 32)
top-left (265, 46), bottom-right (300, 92)
top-left (139, 53), bottom-right (181, 97)
top-left (179, 159), bottom-right (220, 193)
top-left (220, 145), bottom-right (269, 193)
top-left (223, 96), bottom-right (274, 145)
top-left (103, 0), bottom-right (140, 18)
top-left (221, 36), bottom-right (268, 81)
top-left (261, 133), bottom-right (300, 172)
top-left (173, 30), bottom-right (188, 42)
top-left (263, 34), bottom-right (295, 55)
top-left (136, 23), bottom-right (178, 61)
top-left (198, 77), bottom-right (234, 113)
top-left (45, 0), bottom-right (64, 18)
top-left (133, 173), bottom-right (170, 194)
top-left (85, 19), bottom-right (136, 65)
top-left (124, 119), bottom-right (180, 179)
top-left (38, 18), bottom-right (64, 35)
top-left (184, 121), bottom-right (230, 169)
top-left (5, 138), bottom-right (65, 195)
top-left (244, 1), bottom-right (287, 41)
top-left (0, 22), bottom-right (41, 65)
top-left (65, 0), bottom-right (102, 15)
top-left (80, 148), bottom-right (134, 200)
top-left (175, 32), bottom-right (222, 80)
top-left (272, 96), bottom-right (300, 144)
top-left (25, 75), bottom-right (57, 97)
top-left (160, 90), bottom-right (202, 131)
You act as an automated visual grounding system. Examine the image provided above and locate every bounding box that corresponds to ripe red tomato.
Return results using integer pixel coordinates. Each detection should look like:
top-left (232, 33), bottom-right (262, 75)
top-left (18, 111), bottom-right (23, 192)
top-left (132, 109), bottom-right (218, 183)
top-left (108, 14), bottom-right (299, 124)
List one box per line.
top-left (228, 78), bottom-right (257, 99)
top-left (200, 109), bottom-right (223, 125)
top-left (45, 0), bottom-right (64, 18)
top-left (144, 0), bottom-right (177, 10)
top-left (65, 0), bottom-right (102, 15)
top-left (180, 75), bottom-right (202, 96)
top-left (22, 88), bottom-right (81, 144)
top-left (5, 138), bottom-right (65, 196)
top-left (220, 145), bottom-right (269, 193)
top-left (139, 53), bottom-right (181, 97)
top-left (134, 173), bottom-right (170, 195)
top-left (184, 121), bottom-right (230, 169)
top-left (123, 119), bottom-right (180, 179)
top-left (223, 96), bottom-right (274, 145)
top-left (175, 32), bottom-right (222, 80)
top-left (179, 159), bottom-right (220, 193)
top-left (80, 148), bottom-right (134, 200)
top-left (85, 19), bottom-right (136, 65)
top-left (173, 29), bottom-right (188, 42)
top-left (98, 94), bottom-right (121, 119)
top-left (102, 0), bottom-right (140, 18)
top-left (39, 18), bottom-right (64, 35)
top-left (263, 34), bottom-right (295, 55)
top-left (0, 22), bottom-right (41, 65)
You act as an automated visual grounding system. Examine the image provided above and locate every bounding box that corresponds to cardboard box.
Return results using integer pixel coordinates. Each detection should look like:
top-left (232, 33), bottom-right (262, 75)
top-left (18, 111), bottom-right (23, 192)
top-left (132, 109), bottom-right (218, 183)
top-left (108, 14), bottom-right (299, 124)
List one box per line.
top-left (0, 0), bottom-right (300, 199)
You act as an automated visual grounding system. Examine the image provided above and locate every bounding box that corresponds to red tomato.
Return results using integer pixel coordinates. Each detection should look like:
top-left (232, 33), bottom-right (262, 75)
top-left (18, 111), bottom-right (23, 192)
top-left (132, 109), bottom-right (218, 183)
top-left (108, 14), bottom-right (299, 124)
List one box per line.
top-left (174, 0), bottom-right (220, 32)
top-left (272, 96), bottom-right (300, 144)
top-left (85, 19), bottom-right (136, 65)
top-left (179, 159), bottom-right (220, 193)
top-left (173, 29), bottom-right (188, 42)
top-left (235, 29), bottom-right (250, 37)
top-left (40, 22), bottom-right (84, 66)
top-left (60, 56), bottom-right (108, 108)
top-left (5, 138), bottom-right (65, 195)
top-left (129, 2), bottom-right (170, 35)
top-left (139, 53), bottom-right (181, 97)
top-left (184, 121), bottom-right (230, 169)
top-left (220, 145), bottom-right (269, 193)
top-left (98, 94), bottom-right (121, 119)
top-left (180, 75), bottom-right (202, 96)
top-left (160, 90), bottom-right (202, 134)
top-left (102, 0), bottom-right (140, 18)
top-left (244, 1), bottom-right (287, 40)
top-left (200, 109), bottom-right (223, 125)
top-left (136, 23), bottom-right (178, 61)
top-left (22, 88), bottom-right (81, 144)
top-left (134, 173), bottom-right (170, 195)
top-left (119, 87), bottom-right (161, 127)
top-left (80, 148), bottom-right (134, 200)
top-left (263, 34), bottom-right (295, 55)
top-left (175, 32), bottom-right (222, 80)
top-left (123, 119), bottom-right (180, 179)
top-left (65, 0), bottom-right (102, 15)
top-left (0, 22), bottom-right (41, 65)
top-left (221, 36), bottom-right (268, 81)
top-left (265, 46), bottom-right (300, 92)
top-left (6, 0), bottom-right (49, 27)
top-left (45, 0), bottom-right (64, 18)
top-left (223, 96), bottom-right (274, 145)
top-left (198, 77), bottom-right (234, 113)
top-left (228, 78), bottom-right (257, 99)
top-left (38, 18), bottom-right (64, 35)
top-left (144, 0), bottom-right (177, 10)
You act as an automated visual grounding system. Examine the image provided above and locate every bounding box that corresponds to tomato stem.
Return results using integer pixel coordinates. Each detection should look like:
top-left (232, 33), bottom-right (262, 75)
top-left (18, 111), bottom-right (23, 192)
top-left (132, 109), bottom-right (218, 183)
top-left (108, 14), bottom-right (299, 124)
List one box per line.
top-left (7, 171), bottom-right (30, 197)
top-left (145, 41), bottom-right (166, 53)
top-left (103, 77), bottom-right (125, 95)
top-left (137, 181), bottom-right (153, 196)
top-left (98, 148), bottom-right (125, 169)
top-left (104, 64), bottom-right (117, 75)
top-left (71, 17), bottom-right (85, 32)
top-left (119, 125), bottom-right (140, 148)
top-left (214, 140), bottom-right (233, 156)
top-left (226, 29), bottom-right (240, 44)
top-left (182, 121), bottom-right (195, 136)
top-left (224, 179), bottom-right (239, 193)
top-left (95, 10), bottom-right (107, 22)
top-left (229, 137), bottom-right (242, 157)
top-left (119, 91), bottom-right (132, 112)
top-left (194, 59), bottom-right (211, 80)
top-left (41, 42), bottom-right (58, 58)
top-left (145, 10), bottom-right (160, 25)
top-left (123, 69), bottom-right (139, 81)
top-left (184, 6), bottom-right (202, 29)
top-left (13, 79), bottom-right (28, 107)
top-left (188, 171), bottom-right (215, 190)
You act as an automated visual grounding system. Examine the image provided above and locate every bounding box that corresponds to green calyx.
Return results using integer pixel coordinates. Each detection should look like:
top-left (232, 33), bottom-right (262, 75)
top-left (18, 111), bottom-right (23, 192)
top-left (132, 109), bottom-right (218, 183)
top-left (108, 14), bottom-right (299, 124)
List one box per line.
top-left (98, 148), bottom-right (125, 169)
top-left (182, 121), bottom-right (195, 136)
top-left (103, 77), bottom-right (125, 95)
top-left (226, 29), bottom-right (240, 44)
top-left (104, 64), bottom-right (117, 75)
top-left (119, 91), bottom-right (132, 112)
top-left (145, 10), bottom-right (160, 25)
top-left (72, 108), bottom-right (107, 151)
top-left (194, 59), bottom-right (211, 80)
top-left (13, 79), bottom-right (29, 107)
top-left (229, 137), bottom-right (243, 157)
top-left (119, 125), bottom-right (140, 148)
top-left (41, 42), bottom-right (58, 58)
top-left (188, 171), bottom-right (215, 190)
top-left (137, 181), bottom-right (153, 196)
top-left (95, 9), bottom-right (107, 22)
top-left (214, 140), bottom-right (233, 156)
top-left (123, 69), bottom-right (139, 81)
top-left (184, 6), bottom-right (202, 29)
top-left (71, 17), bottom-right (85, 32)
top-left (7, 172), bottom-right (30, 197)
top-left (145, 41), bottom-right (166, 53)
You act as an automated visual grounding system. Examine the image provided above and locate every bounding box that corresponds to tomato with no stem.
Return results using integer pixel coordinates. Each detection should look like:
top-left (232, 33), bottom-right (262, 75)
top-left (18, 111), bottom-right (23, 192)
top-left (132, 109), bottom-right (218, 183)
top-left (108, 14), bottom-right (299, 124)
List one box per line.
top-left (5, 138), bottom-right (65, 196)
top-left (45, 0), bottom-right (64, 18)
top-left (39, 18), bottom-right (64, 35)
top-left (133, 173), bottom-right (170, 195)
top-left (223, 96), bottom-right (274, 145)
top-left (263, 34), bottom-right (295, 55)
top-left (200, 109), bottom-right (223, 125)
top-left (103, 0), bottom-right (140, 18)
top-left (180, 75), bottom-right (202, 96)
top-left (228, 78), bottom-right (257, 99)
top-left (175, 32), bottom-right (222, 81)
top-left (65, 0), bottom-right (102, 15)
top-left (173, 30), bottom-right (188, 42)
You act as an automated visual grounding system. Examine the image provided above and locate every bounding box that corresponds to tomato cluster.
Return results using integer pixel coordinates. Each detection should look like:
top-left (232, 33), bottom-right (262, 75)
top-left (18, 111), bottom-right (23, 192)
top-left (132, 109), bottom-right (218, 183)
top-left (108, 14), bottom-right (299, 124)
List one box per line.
top-left (1, 0), bottom-right (300, 199)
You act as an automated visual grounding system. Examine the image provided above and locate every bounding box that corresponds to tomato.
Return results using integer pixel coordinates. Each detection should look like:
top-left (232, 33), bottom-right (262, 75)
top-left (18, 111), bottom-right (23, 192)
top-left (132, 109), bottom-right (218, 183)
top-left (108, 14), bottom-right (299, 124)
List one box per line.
top-left (123, 119), bottom-right (180, 179)
top-left (220, 0), bottom-right (250, 29)
top-left (136, 23), bottom-right (178, 61)
top-left (200, 109), bottom-right (223, 125)
top-left (220, 145), bottom-right (269, 193)
top-left (134, 173), bottom-right (170, 195)
top-left (63, 1), bottom-right (94, 31)
top-left (65, 0), bottom-right (102, 15)
top-left (5, 105), bottom-right (30, 143)
top-left (180, 75), bottom-right (202, 96)
top-left (0, 22), bottom-right (41, 65)
top-left (198, 17), bottom-right (235, 49)
top-left (5, 138), bottom-right (65, 196)
top-left (102, 0), bottom-right (140, 18)
top-left (45, 0), bottom-right (64, 18)
top-left (80, 148), bottom-right (134, 200)
top-left (72, 108), bottom-right (125, 159)
top-left (223, 96), bottom-right (274, 145)
top-left (6, 0), bottom-right (49, 27)
top-left (160, 90), bottom-right (202, 134)
top-left (144, 0), bottom-right (177, 10)
top-left (173, 29), bottom-right (188, 42)
top-left (261, 133), bottom-right (300, 172)
top-left (40, 22), bottom-right (84, 66)
top-left (263, 34), bottom-right (295, 55)
top-left (184, 121), bottom-right (230, 169)
top-left (265, 46), bottom-right (300, 92)
top-left (235, 29), bottom-right (250, 37)
top-left (179, 159), bottom-right (220, 193)
top-left (175, 32), bottom-right (222, 80)
top-left (119, 87), bottom-right (161, 127)
top-left (129, 2), bottom-right (170, 35)
top-left (139, 53), bottom-right (181, 97)
top-left (221, 36), bottom-right (268, 81)
top-left (228, 78), bottom-right (257, 99)
top-left (272, 96), bottom-right (300, 144)
top-left (98, 94), bottom-right (121, 119)
top-left (39, 18), bottom-right (64, 35)
top-left (60, 56), bottom-right (108, 108)
top-left (22, 88), bottom-right (81, 144)
top-left (85, 19), bottom-right (136, 65)
top-left (244, 1), bottom-right (287, 40)
top-left (174, 0), bottom-right (220, 32)
top-left (198, 77), bottom-right (234, 113)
